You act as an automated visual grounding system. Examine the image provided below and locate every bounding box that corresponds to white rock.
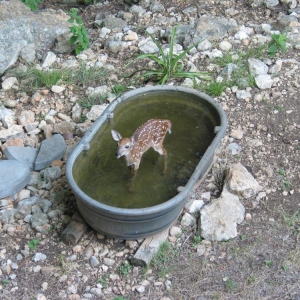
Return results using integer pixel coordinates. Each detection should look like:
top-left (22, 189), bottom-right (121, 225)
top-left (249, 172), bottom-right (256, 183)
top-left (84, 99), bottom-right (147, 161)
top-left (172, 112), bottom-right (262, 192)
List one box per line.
top-left (32, 253), bottom-right (47, 262)
top-left (124, 31), bottom-right (138, 41)
top-left (230, 128), bottom-right (244, 140)
top-left (186, 199), bottom-right (205, 214)
top-left (86, 104), bottom-right (108, 121)
top-left (138, 38), bottom-right (159, 53)
top-left (224, 163), bottom-right (261, 198)
top-left (255, 74), bottom-right (274, 89)
top-left (51, 85), bottom-right (65, 94)
top-left (219, 41), bottom-right (232, 51)
top-left (136, 285), bottom-right (145, 293)
top-left (2, 77), bottom-right (18, 91)
top-left (181, 212), bottom-right (196, 227)
top-left (200, 191), bottom-right (245, 241)
top-left (169, 226), bottom-right (182, 237)
top-left (236, 90), bottom-right (252, 100)
top-left (248, 58), bottom-right (268, 76)
top-left (234, 30), bottom-right (249, 40)
top-left (197, 39), bottom-right (212, 51)
top-left (41, 52), bottom-right (57, 68)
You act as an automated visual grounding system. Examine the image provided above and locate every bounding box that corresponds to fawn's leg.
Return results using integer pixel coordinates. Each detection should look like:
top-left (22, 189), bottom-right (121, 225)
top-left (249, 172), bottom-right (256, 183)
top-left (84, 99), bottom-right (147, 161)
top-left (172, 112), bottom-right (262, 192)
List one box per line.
top-left (153, 145), bottom-right (168, 175)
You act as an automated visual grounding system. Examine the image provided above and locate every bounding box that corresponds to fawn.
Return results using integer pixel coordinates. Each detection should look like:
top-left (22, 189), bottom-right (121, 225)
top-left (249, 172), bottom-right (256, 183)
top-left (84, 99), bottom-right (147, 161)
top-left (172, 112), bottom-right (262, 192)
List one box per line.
top-left (111, 119), bottom-right (172, 183)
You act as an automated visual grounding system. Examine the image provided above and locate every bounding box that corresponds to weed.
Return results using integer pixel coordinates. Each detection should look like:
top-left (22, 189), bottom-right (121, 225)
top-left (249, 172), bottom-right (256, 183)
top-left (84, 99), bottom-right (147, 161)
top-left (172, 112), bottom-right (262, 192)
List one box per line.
top-left (247, 274), bottom-right (256, 284)
top-left (112, 84), bottom-right (129, 97)
top-left (152, 241), bottom-right (179, 279)
top-left (268, 34), bottom-right (287, 57)
top-left (279, 209), bottom-right (300, 235)
top-left (275, 104), bottom-right (284, 113)
top-left (68, 8), bottom-right (90, 55)
top-left (84, 0), bottom-right (99, 4)
top-left (17, 67), bottom-right (71, 90)
top-left (282, 265), bottom-right (287, 272)
top-left (1, 279), bottom-right (10, 285)
top-left (73, 63), bottom-right (110, 87)
top-left (119, 261), bottom-right (132, 276)
top-left (204, 82), bottom-right (226, 96)
top-left (240, 235), bottom-right (246, 241)
top-left (283, 180), bottom-right (291, 190)
top-left (278, 169), bottom-right (286, 176)
top-left (28, 238), bottom-right (39, 251)
top-left (225, 278), bottom-right (239, 292)
top-left (192, 235), bottom-right (202, 247)
top-left (126, 26), bottom-right (211, 84)
top-left (97, 275), bottom-right (109, 288)
top-left (79, 94), bottom-right (107, 108)
top-left (20, 0), bottom-right (41, 11)
top-left (264, 260), bottom-right (274, 267)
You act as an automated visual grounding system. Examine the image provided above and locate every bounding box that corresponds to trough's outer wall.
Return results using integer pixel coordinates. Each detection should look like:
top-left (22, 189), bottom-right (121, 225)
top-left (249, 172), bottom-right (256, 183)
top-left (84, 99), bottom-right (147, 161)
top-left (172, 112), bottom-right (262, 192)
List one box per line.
top-left (66, 86), bottom-right (227, 239)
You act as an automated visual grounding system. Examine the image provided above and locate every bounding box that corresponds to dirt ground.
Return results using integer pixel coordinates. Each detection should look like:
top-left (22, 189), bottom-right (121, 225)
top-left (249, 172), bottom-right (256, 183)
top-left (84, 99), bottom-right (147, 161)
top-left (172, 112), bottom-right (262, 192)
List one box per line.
top-left (1, 0), bottom-right (300, 299)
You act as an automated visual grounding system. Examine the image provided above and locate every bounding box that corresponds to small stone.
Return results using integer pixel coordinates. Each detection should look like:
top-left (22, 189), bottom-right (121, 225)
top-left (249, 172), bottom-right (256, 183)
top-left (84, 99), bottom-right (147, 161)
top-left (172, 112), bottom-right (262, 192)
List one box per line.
top-left (32, 253), bottom-right (47, 262)
top-left (90, 256), bottom-right (99, 267)
top-left (103, 258), bottom-right (115, 266)
top-left (245, 213), bottom-right (252, 221)
top-left (230, 129), bottom-right (244, 140)
top-left (2, 77), bottom-right (18, 91)
top-left (181, 212), bottom-right (196, 227)
top-left (51, 85), bottom-right (65, 94)
top-left (169, 226), bottom-right (182, 237)
top-left (136, 285), bottom-right (145, 293)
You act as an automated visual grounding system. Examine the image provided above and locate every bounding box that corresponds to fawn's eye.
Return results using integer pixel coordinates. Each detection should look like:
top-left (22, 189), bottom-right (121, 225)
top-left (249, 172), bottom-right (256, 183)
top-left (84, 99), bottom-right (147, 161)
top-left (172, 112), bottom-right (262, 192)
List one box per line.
top-left (125, 145), bottom-right (129, 149)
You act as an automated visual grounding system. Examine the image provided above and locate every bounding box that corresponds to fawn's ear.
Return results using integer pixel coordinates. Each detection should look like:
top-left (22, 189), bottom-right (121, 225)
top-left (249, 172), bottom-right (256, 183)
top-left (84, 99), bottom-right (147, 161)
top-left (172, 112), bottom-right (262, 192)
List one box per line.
top-left (111, 130), bottom-right (122, 142)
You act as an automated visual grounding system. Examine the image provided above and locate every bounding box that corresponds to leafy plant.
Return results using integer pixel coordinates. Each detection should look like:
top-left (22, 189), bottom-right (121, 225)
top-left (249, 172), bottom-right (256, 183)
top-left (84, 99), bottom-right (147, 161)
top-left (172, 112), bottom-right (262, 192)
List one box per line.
top-left (1, 279), bottom-right (10, 285)
top-left (152, 241), bottom-right (179, 278)
top-left (20, 0), bottom-right (41, 11)
top-left (79, 94), bottom-right (107, 109)
top-left (126, 26), bottom-right (211, 84)
top-left (204, 82), bottom-right (226, 96)
top-left (118, 261), bottom-right (132, 276)
top-left (28, 238), bottom-right (39, 251)
top-left (225, 278), bottom-right (239, 292)
top-left (192, 235), bottom-right (202, 247)
top-left (264, 260), bottom-right (274, 267)
top-left (268, 34), bottom-right (287, 57)
top-left (97, 275), bottom-right (109, 288)
top-left (68, 8), bottom-right (90, 55)
top-left (112, 84), bottom-right (129, 97)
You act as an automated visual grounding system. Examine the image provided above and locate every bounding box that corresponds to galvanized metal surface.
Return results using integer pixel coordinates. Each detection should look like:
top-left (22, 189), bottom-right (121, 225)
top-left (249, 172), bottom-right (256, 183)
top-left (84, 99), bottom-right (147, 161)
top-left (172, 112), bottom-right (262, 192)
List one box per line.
top-left (66, 86), bottom-right (227, 239)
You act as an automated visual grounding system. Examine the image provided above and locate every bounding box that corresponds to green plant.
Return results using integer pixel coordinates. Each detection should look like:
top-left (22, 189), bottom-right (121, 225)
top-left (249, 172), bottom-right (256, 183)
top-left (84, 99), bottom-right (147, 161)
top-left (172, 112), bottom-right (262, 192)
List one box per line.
top-left (1, 279), bottom-right (10, 285)
top-left (119, 261), bottom-right (132, 276)
top-left (265, 260), bottom-right (274, 267)
top-left (278, 169), bottom-right (286, 176)
top-left (152, 241), bottom-right (179, 278)
top-left (204, 82), bottom-right (226, 96)
top-left (282, 265), bottom-right (287, 272)
top-left (192, 235), bottom-right (202, 247)
top-left (112, 84), bottom-right (129, 97)
top-left (126, 26), bottom-right (211, 84)
top-left (68, 8), bottom-right (90, 55)
top-left (240, 235), bottom-right (246, 241)
top-left (17, 67), bottom-right (71, 90)
top-left (20, 0), bottom-right (41, 11)
top-left (28, 238), bottom-right (39, 251)
top-left (275, 104), bottom-right (284, 113)
top-left (97, 275), bottom-right (109, 288)
top-left (79, 94), bottom-right (107, 108)
top-left (84, 0), bottom-right (99, 4)
top-left (268, 34), bottom-right (287, 57)
top-left (283, 180), bottom-right (291, 190)
top-left (73, 63), bottom-right (110, 87)
top-left (225, 278), bottom-right (239, 292)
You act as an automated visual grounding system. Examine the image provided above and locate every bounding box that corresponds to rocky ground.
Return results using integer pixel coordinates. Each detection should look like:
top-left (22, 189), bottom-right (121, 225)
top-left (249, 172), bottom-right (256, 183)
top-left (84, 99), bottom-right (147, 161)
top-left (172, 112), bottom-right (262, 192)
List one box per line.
top-left (1, 0), bottom-right (300, 299)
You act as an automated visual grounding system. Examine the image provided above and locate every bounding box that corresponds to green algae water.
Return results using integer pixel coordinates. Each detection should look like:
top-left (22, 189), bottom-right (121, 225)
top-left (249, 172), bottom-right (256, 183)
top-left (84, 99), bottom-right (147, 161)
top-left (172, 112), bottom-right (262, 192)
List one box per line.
top-left (73, 91), bottom-right (220, 209)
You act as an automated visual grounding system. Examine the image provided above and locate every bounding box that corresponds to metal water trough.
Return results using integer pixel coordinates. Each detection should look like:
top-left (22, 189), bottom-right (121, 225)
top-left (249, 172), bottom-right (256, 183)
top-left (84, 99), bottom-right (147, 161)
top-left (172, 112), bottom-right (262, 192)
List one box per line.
top-left (66, 86), bottom-right (227, 239)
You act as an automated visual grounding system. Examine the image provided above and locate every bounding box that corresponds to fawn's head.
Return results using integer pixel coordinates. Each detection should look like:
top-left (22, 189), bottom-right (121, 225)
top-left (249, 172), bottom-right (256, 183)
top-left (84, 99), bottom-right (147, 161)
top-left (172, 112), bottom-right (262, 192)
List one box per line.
top-left (111, 129), bottom-right (134, 158)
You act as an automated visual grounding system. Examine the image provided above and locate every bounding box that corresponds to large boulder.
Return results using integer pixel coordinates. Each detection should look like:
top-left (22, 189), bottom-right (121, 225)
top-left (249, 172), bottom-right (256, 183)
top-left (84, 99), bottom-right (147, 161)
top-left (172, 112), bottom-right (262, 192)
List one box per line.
top-left (0, 0), bottom-right (70, 74)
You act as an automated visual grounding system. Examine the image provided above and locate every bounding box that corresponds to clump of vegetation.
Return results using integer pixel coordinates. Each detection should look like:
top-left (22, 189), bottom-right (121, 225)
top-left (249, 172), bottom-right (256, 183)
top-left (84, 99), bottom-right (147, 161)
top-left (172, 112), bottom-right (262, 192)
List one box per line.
top-left (204, 82), bottom-right (226, 96)
top-left (151, 241), bottom-right (179, 278)
top-left (126, 26), bottom-right (211, 84)
top-left (20, 0), bottom-right (41, 11)
top-left (68, 8), bottom-right (90, 55)
top-left (118, 260), bottom-right (132, 276)
top-left (28, 238), bottom-right (39, 251)
top-left (268, 34), bottom-right (287, 57)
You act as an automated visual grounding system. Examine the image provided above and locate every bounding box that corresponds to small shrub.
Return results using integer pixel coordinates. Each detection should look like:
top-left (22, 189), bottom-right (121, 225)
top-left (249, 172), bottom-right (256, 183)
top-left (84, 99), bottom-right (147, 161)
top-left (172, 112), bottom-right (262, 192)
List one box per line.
top-left (269, 34), bottom-right (287, 57)
top-left (28, 238), bottom-right (39, 251)
top-left (126, 26), bottom-right (211, 84)
top-left (20, 0), bottom-right (41, 11)
top-left (68, 8), bottom-right (90, 55)
top-left (119, 261), bottom-right (132, 276)
top-left (204, 82), bottom-right (226, 96)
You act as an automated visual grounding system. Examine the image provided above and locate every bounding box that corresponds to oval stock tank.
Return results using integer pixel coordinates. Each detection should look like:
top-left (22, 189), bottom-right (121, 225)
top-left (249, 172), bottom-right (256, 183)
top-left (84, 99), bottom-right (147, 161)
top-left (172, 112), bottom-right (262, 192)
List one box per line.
top-left (66, 86), bottom-right (227, 239)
